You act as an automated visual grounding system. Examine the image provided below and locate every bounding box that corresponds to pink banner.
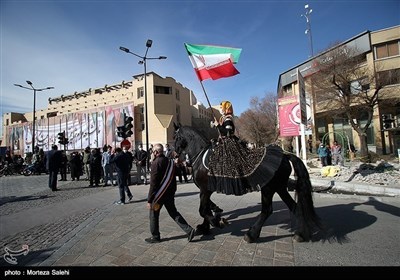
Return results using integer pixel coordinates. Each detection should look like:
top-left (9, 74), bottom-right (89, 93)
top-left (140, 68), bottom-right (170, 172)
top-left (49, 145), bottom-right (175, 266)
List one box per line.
top-left (278, 96), bottom-right (300, 137)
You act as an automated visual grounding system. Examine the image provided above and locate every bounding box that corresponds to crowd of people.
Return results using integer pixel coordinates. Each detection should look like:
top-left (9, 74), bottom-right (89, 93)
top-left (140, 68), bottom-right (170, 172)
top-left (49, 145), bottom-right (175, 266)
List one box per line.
top-left (1, 142), bottom-right (192, 190)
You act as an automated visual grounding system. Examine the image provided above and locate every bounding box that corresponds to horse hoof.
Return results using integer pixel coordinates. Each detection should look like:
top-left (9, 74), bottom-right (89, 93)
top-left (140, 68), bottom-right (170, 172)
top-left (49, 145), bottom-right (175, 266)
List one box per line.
top-left (244, 233), bottom-right (255, 243)
top-left (219, 218), bottom-right (229, 227)
top-left (292, 234), bottom-right (304, 242)
top-left (209, 217), bottom-right (221, 228)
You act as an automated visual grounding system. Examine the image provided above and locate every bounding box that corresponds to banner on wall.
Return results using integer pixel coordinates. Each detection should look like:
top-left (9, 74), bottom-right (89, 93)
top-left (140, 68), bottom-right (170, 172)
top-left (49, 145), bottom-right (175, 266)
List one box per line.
top-left (8, 103), bottom-right (135, 154)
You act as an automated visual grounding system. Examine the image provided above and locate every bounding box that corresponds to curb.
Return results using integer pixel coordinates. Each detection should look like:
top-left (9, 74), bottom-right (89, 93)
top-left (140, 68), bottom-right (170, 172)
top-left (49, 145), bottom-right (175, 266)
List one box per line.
top-left (311, 178), bottom-right (400, 197)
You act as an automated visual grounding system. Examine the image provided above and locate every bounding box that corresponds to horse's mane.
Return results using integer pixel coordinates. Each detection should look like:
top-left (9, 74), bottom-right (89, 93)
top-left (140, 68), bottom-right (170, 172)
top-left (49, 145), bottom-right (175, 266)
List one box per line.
top-left (179, 125), bottom-right (210, 151)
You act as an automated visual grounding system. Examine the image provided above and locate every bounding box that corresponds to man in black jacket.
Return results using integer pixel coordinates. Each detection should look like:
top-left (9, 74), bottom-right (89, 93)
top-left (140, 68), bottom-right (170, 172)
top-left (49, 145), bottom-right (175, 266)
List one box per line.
top-left (45, 145), bottom-right (62, 191)
top-left (110, 147), bottom-right (133, 204)
top-left (145, 143), bottom-right (195, 243)
top-left (134, 144), bottom-right (147, 185)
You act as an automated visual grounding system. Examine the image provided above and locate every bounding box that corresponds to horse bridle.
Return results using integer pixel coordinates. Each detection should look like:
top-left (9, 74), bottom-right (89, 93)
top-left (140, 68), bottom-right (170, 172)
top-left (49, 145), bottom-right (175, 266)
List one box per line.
top-left (187, 147), bottom-right (208, 168)
top-left (174, 133), bottom-right (208, 168)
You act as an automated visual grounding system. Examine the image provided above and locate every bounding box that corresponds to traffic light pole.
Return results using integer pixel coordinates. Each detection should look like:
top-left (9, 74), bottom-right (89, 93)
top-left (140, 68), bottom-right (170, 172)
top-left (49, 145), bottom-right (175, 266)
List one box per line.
top-left (57, 130), bottom-right (69, 151)
top-left (116, 113), bottom-right (134, 148)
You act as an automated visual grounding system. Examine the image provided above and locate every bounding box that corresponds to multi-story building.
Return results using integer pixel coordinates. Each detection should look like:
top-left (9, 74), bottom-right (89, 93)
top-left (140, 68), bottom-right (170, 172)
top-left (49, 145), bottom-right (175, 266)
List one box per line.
top-left (278, 25), bottom-right (400, 156)
top-left (2, 72), bottom-right (211, 155)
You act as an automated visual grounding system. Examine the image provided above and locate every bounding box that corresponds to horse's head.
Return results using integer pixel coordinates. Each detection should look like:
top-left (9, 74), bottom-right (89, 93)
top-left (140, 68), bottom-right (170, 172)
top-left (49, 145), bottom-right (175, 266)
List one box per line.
top-left (173, 123), bottom-right (210, 158)
top-left (173, 123), bottom-right (187, 155)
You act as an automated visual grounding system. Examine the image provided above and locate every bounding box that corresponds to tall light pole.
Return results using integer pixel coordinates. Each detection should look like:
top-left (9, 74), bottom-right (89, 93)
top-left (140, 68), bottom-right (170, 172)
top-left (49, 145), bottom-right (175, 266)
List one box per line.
top-left (301, 4), bottom-right (314, 57)
top-left (14, 81), bottom-right (54, 153)
top-left (119, 40), bottom-right (167, 169)
top-left (301, 4), bottom-right (317, 156)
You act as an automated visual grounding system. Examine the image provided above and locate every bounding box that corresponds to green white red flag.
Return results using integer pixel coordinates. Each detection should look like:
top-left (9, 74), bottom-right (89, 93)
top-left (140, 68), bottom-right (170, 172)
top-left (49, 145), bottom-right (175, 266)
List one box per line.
top-left (184, 43), bottom-right (242, 81)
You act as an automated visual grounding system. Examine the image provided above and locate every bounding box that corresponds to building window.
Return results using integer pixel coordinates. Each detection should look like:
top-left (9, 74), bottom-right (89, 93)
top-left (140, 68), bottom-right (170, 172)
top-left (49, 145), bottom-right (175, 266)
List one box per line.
top-left (137, 87), bottom-right (144, 98)
top-left (377, 68), bottom-right (400, 86)
top-left (175, 89), bottom-right (180, 100)
top-left (350, 77), bottom-right (370, 94)
top-left (139, 106), bottom-right (144, 130)
top-left (315, 118), bottom-right (326, 142)
top-left (176, 105), bottom-right (181, 124)
top-left (282, 84), bottom-right (293, 96)
top-left (375, 41), bottom-right (399, 59)
top-left (154, 86), bottom-right (171, 95)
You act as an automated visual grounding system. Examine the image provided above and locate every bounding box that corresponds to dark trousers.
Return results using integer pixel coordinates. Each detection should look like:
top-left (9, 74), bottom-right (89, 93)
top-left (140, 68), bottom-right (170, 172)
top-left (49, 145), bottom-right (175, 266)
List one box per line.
top-left (149, 196), bottom-right (192, 239)
top-left (117, 172), bottom-right (132, 203)
top-left (90, 166), bottom-right (101, 186)
top-left (126, 167), bottom-right (132, 186)
top-left (60, 165), bottom-right (67, 181)
top-left (176, 166), bottom-right (188, 183)
top-left (320, 156), bottom-right (328, 167)
top-left (48, 170), bottom-right (58, 191)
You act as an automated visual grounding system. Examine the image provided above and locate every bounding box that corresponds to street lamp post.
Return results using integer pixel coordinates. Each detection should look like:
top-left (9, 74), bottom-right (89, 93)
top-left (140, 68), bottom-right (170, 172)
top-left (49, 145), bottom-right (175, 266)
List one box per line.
top-left (14, 81), bottom-right (54, 153)
top-left (301, 4), bottom-right (314, 57)
top-left (119, 40), bottom-right (167, 171)
top-left (301, 4), bottom-right (318, 156)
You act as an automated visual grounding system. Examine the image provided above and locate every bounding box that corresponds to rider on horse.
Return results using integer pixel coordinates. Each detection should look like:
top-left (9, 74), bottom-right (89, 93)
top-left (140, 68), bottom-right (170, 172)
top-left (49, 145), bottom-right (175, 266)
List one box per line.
top-left (208, 101), bottom-right (282, 196)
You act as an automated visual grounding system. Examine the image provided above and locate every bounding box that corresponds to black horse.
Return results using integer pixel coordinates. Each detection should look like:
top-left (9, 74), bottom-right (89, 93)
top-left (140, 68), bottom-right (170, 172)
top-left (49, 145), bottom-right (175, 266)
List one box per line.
top-left (173, 123), bottom-right (322, 243)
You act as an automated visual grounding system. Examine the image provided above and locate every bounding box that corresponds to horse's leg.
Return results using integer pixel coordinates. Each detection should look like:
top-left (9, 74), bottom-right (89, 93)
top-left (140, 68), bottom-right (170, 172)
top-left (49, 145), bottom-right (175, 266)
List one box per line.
top-left (197, 190), bottom-right (216, 235)
top-left (277, 188), bottom-right (305, 242)
top-left (193, 167), bottom-right (224, 234)
top-left (210, 200), bottom-right (223, 213)
top-left (244, 189), bottom-right (274, 243)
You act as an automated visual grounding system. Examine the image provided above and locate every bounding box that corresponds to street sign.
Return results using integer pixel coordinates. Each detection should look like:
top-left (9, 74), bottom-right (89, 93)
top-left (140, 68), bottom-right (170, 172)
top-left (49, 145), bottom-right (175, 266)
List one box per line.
top-left (120, 139), bottom-right (131, 150)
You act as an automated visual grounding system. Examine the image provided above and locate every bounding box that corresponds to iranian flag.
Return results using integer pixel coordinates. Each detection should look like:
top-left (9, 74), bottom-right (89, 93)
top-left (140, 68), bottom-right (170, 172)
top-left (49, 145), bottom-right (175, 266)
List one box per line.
top-left (184, 43), bottom-right (242, 81)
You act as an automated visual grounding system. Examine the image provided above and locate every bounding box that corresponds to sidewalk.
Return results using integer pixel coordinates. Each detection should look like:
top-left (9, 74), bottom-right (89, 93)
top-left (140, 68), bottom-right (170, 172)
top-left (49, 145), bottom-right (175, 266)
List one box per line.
top-left (26, 183), bottom-right (296, 267)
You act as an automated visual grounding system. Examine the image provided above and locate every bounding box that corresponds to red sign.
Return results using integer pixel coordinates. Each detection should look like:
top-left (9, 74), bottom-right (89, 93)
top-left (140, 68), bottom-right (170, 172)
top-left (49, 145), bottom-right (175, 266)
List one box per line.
top-left (120, 139), bottom-right (131, 150)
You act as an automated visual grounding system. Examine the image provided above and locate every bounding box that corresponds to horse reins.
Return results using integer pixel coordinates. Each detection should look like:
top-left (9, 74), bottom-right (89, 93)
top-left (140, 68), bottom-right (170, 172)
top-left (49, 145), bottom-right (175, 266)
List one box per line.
top-left (178, 146), bottom-right (208, 168)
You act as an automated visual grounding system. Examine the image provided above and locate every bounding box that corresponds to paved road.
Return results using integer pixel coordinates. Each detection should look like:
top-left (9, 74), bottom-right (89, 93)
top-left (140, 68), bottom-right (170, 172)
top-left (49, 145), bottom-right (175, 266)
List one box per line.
top-left (0, 174), bottom-right (399, 269)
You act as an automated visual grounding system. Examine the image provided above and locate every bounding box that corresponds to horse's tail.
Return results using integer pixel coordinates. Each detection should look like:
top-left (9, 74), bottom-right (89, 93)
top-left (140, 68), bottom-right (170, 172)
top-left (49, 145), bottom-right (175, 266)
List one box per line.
top-left (286, 153), bottom-right (322, 241)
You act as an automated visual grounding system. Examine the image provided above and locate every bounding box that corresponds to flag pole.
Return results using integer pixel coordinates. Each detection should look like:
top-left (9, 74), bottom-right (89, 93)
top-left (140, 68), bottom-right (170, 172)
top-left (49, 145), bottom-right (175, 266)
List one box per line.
top-left (198, 81), bottom-right (222, 137)
top-left (199, 81), bottom-right (218, 123)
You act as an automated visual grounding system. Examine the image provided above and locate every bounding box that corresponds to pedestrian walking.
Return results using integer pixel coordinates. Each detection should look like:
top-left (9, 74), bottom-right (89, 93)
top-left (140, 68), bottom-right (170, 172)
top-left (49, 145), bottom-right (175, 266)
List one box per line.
top-left (69, 151), bottom-right (82, 181)
top-left (122, 146), bottom-right (133, 186)
top-left (45, 145), bottom-right (62, 191)
top-left (145, 143), bottom-right (196, 243)
top-left (317, 143), bottom-right (328, 167)
top-left (110, 147), bottom-right (133, 204)
top-left (134, 144), bottom-right (147, 185)
top-left (102, 145), bottom-right (115, 186)
top-left (82, 146), bottom-right (91, 180)
top-left (88, 148), bottom-right (102, 187)
top-left (59, 151), bottom-right (68, 181)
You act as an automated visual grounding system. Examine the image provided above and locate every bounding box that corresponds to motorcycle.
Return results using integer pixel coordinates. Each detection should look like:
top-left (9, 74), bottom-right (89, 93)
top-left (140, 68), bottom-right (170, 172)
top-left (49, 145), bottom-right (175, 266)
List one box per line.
top-left (22, 163), bottom-right (45, 176)
top-left (0, 162), bottom-right (15, 177)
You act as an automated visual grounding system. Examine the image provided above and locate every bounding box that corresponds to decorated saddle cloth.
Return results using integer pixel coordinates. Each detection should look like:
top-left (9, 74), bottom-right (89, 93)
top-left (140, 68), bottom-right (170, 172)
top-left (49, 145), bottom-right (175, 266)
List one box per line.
top-left (207, 138), bottom-right (283, 195)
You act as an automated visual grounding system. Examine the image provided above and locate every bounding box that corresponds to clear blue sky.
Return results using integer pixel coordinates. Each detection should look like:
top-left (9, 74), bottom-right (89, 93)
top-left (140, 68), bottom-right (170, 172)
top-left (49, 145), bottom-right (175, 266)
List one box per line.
top-left (1, 0), bottom-right (399, 135)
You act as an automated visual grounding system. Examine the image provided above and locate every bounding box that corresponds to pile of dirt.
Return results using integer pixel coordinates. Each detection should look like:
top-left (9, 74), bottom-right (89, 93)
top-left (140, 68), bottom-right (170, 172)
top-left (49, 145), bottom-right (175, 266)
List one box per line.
top-left (308, 157), bottom-right (400, 188)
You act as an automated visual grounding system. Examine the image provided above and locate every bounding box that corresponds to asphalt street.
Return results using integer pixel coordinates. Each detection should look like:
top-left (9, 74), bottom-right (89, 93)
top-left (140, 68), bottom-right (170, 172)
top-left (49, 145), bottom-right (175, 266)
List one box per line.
top-left (0, 173), bottom-right (399, 270)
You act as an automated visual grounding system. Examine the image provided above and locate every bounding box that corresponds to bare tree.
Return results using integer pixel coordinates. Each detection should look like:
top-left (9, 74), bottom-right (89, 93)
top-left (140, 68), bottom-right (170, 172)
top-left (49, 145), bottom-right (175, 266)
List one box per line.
top-left (236, 93), bottom-right (279, 147)
top-left (312, 45), bottom-right (395, 159)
